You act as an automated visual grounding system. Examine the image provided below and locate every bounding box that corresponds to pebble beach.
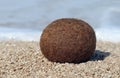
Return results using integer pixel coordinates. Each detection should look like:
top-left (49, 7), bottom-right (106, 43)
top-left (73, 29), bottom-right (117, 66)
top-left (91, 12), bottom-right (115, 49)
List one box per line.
top-left (0, 41), bottom-right (120, 78)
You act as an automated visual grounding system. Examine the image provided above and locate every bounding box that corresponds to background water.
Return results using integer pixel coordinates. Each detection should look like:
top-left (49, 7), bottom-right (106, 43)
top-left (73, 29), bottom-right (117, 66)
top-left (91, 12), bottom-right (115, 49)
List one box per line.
top-left (0, 0), bottom-right (120, 42)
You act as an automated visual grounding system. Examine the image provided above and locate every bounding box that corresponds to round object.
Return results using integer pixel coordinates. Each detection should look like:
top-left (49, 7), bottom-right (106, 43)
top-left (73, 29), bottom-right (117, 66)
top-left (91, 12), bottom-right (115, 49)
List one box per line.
top-left (40, 18), bottom-right (96, 63)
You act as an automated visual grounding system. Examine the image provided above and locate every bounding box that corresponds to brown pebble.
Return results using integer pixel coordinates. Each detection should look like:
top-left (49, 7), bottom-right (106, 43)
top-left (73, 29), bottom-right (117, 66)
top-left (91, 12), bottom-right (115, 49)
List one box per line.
top-left (40, 18), bottom-right (96, 63)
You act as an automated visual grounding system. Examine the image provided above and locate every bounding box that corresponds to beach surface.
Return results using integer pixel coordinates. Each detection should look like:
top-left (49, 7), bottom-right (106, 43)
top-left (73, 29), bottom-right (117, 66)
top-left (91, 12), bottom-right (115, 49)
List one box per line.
top-left (0, 41), bottom-right (120, 78)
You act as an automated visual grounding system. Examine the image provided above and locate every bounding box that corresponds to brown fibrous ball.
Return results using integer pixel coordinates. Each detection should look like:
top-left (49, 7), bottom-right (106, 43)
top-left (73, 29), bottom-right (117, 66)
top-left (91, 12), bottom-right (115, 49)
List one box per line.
top-left (40, 18), bottom-right (96, 63)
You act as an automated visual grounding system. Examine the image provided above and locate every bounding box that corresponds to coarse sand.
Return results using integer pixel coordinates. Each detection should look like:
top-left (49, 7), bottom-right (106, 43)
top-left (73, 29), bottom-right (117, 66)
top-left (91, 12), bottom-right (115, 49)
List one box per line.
top-left (0, 40), bottom-right (120, 78)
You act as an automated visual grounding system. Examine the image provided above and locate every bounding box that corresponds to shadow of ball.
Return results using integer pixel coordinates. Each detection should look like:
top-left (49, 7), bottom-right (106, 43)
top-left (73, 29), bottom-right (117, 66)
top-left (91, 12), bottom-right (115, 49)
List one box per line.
top-left (40, 18), bottom-right (96, 63)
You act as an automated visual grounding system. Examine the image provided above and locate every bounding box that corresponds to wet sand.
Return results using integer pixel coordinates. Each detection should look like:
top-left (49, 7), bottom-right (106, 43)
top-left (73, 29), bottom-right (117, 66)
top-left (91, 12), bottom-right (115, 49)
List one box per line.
top-left (0, 41), bottom-right (120, 78)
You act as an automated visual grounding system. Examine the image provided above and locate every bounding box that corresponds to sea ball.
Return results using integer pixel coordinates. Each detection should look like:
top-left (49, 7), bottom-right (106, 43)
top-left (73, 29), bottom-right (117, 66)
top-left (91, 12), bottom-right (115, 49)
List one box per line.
top-left (40, 18), bottom-right (96, 63)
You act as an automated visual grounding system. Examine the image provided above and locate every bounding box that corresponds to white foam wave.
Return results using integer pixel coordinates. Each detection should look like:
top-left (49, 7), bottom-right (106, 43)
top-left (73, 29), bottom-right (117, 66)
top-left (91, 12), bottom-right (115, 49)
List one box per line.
top-left (0, 27), bottom-right (41, 41)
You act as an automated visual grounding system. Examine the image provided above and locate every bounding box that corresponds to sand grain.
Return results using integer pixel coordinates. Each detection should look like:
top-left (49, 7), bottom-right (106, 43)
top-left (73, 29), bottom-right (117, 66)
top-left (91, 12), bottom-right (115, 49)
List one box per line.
top-left (0, 41), bottom-right (120, 78)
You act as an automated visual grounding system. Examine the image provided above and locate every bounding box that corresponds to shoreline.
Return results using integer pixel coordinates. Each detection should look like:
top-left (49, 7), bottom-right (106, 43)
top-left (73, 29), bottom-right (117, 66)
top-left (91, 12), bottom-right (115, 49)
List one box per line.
top-left (0, 40), bottom-right (120, 78)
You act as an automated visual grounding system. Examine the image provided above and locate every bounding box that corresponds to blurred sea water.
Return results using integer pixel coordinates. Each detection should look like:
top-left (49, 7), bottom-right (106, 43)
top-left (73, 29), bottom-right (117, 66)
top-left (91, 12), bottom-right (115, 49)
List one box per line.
top-left (0, 0), bottom-right (120, 42)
